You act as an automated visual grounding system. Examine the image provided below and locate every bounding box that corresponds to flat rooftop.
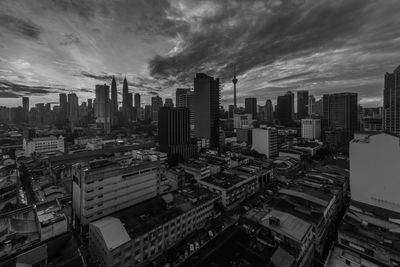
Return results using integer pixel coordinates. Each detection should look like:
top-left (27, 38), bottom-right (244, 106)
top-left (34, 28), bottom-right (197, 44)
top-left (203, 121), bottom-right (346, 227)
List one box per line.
top-left (111, 186), bottom-right (217, 239)
top-left (201, 172), bottom-right (247, 189)
top-left (243, 208), bottom-right (312, 243)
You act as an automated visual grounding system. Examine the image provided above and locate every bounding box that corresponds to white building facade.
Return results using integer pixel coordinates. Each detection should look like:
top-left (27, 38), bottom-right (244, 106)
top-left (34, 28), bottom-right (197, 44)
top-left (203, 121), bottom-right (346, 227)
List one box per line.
top-left (233, 113), bottom-right (253, 129)
top-left (350, 133), bottom-right (400, 213)
top-left (301, 118), bottom-right (321, 140)
top-left (252, 127), bottom-right (278, 158)
top-left (23, 136), bottom-right (64, 156)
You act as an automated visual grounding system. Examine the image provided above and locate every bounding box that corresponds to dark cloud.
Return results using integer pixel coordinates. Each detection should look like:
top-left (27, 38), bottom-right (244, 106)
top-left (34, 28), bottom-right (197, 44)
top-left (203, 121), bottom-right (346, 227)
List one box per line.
top-left (80, 71), bottom-right (114, 81)
top-left (269, 71), bottom-right (316, 83)
top-left (148, 0), bottom-right (399, 86)
top-left (0, 91), bottom-right (20, 98)
top-left (0, 80), bottom-right (63, 97)
top-left (59, 33), bottom-right (80, 46)
top-left (0, 14), bottom-right (42, 39)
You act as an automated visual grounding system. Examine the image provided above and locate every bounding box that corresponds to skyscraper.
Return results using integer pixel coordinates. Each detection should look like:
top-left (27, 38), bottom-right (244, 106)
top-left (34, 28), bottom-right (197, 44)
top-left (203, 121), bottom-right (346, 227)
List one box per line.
top-left (88, 99), bottom-right (93, 110)
top-left (297, 90), bottom-right (309, 119)
top-left (164, 98), bottom-right (174, 108)
top-left (95, 84), bottom-right (110, 133)
top-left (193, 73), bottom-right (220, 148)
top-left (110, 76), bottom-right (118, 127)
top-left (22, 97), bottom-right (29, 121)
top-left (151, 96), bottom-right (163, 122)
top-left (383, 65), bottom-right (400, 135)
top-left (245, 98), bottom-right (257, 120)
top-left (68, 93), bottom-right (79, 124)
top-left (59, 93), bottom-right (67, 122)
top-left (265, 99), bottom-right (273, 122)
top-left (134, 93), bottom-right (141, 108)
top-left (322, 92), bottom-right (358, 142)
top-left (276, 91), bottom-right (294, 126)
top-left (158, 107), bottom-right (196, 159)
top-left (176, 88), bottom-right (191, 107)
top-left (308, 95), bottom-right (315, 115)
top-left (122, 77), bottom-right (130, 120)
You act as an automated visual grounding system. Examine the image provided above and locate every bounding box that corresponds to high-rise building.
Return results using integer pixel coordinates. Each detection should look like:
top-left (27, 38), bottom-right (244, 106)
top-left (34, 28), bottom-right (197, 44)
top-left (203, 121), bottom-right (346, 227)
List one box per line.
top-left (95, 84), bottom-right (110, 133)
top-left (193, 73), bottom-right (220, 148)
top-left (110, 76), bottom-right (118, 127)
top-left (134, 93), bottom-right (140, 108)
top-left (164, 98), bottom-right (174, 108)
top-left (383, 65), bottom-right (400, 135)
top-left (22, 97), bottom-right (29, 121)
top-left (252, 126), bottom-right (278, 158)
top-left (276, 91), bottom-right (294, 126)
top-left (245, 98), bottom-right (257, 120)
top-left (126, 93), bottom-right (133, 121)
top-left (158, 107), bottom-right (196, 159)
top-left (308, 95), bottom-right (315, 115)
top-left (122, 77), bottom-right (130, 120)
top-left (144, 105), bottom-right (152, 121)
top-left (151, 96), bottom-right (163, 122)
top-left (68, 93), bottom-right (79, 124)
top-left (176, 88), bottom-right (190, 107)
top-left (301, 118), bottom-right (321, 140)
top-left (322, 92), bottom-right (358, 142)
top-left (175, 88), bottom-right (194, 127)
top-left (265, 99), bottom-right (273, 122)
top-left (87, 98), bottom-right (93, 110)
top-left (297, 90), bottom-right (309, 119)
top-left (59, 93), bottom-right (67, 122)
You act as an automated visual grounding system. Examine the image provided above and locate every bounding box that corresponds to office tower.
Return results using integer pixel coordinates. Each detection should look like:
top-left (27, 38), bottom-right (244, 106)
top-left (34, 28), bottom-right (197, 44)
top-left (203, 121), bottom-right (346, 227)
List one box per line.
top-left (127, 93), bottom-right (133, 121)
top-left (134, 93), bottom-right (141, 108)
top-left (301, 118), bottom-right (321, 140)
top-left (313, 98), bottom-right (323, 116)
top-left (276, 91), bottom-right (294, 126)
top-left (59, 93), bottom-right (67, 122)
top-left (322, 92), bottom-right (358, 142)
top-left (193, 73), bottom-right (220, 148)
top-left (144, 105), bottom-right (152, 121)
top-left (164, 98), bottom-right (174, 108)
top-left (22, 97), bottom-right (29, 121)
top-left (297, 90), bottom-right (309, 119)
top-left (122, 77), bottom-right (130, 120)
top-left (68, 93), bottom-right (79, 124)
top-left (151, 96), bottom-right (163, 122)
top-left (245, 98), bottom-right (257, 120)
top-left (110, 76), bottom-right (118, 127)
top-left (232, 68), bottom-right (238, 108)
top-left (158, 107), bottom-right (196, 159)
top-left (176, 88), bottom-right (191, 107)
top-left (265, 99), bottom-right (273, 122)
top-left (35, 103), bottom-right (45, 124)
top-left (308, 95), bottom-right (315, 115)
top-left (252, 126), bottom-right (278, 158)
top-left (87, 98), bottom-right (93, 110)
top-left (233, 113), bottom-right (253, 129)
top-left (95, 84), bottom-right (110, 133)
top-left (383, 65), bottom-right (400, 135)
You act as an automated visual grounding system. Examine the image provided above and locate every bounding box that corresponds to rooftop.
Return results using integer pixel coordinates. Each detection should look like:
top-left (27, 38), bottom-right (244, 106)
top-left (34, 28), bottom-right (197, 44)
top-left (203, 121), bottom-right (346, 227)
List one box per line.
top-left (110, 186), bottom-right (218, 239)
top-left (91, 217), bottom-right (131, 251)
top-left (201, 172), bottom-right (247, 189)
top-left (244, 208), bottom-right (312, 242)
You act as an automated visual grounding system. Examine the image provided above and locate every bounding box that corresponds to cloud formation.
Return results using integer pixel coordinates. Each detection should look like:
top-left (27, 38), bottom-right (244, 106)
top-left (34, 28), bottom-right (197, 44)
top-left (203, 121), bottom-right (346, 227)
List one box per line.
top-left (0, 0), bottom-right (399, 107)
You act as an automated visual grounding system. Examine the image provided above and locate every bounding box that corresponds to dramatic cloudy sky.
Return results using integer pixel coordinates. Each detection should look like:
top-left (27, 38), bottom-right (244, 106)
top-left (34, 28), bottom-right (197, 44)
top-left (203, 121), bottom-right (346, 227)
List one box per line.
top-left (1, 0), bottom-right (400, 108)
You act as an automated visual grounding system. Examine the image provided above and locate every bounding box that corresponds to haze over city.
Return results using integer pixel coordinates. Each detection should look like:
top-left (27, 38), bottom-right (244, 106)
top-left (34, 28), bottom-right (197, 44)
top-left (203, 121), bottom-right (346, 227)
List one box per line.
top-left (1, 0), bottom-right (400, 107)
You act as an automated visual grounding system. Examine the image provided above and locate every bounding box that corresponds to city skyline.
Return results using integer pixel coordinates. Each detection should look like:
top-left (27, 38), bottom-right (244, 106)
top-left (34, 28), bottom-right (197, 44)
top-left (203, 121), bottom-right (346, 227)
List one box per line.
top-left (1, 0), bottom-right (400, 107)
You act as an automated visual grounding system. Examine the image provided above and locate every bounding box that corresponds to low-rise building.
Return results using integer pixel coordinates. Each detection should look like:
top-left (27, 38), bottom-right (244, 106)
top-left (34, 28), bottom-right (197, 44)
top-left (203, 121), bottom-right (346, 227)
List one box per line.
top-left (88, 186), bottom-right (219, 267)
top-left (35, 200), bottom-right (68, 241)
top-left (72, 158), bottom-right (161, 228)
top-left (23, 136), bottom-right (64, 156)
top-left (240, 208), bottom-right (314, 266)
top-left (0, 166), bottom-right (18, 210)
top-left (178, 160), bottom-right (210, 180)
top-left (198, 170), bottom-right (258, 209)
